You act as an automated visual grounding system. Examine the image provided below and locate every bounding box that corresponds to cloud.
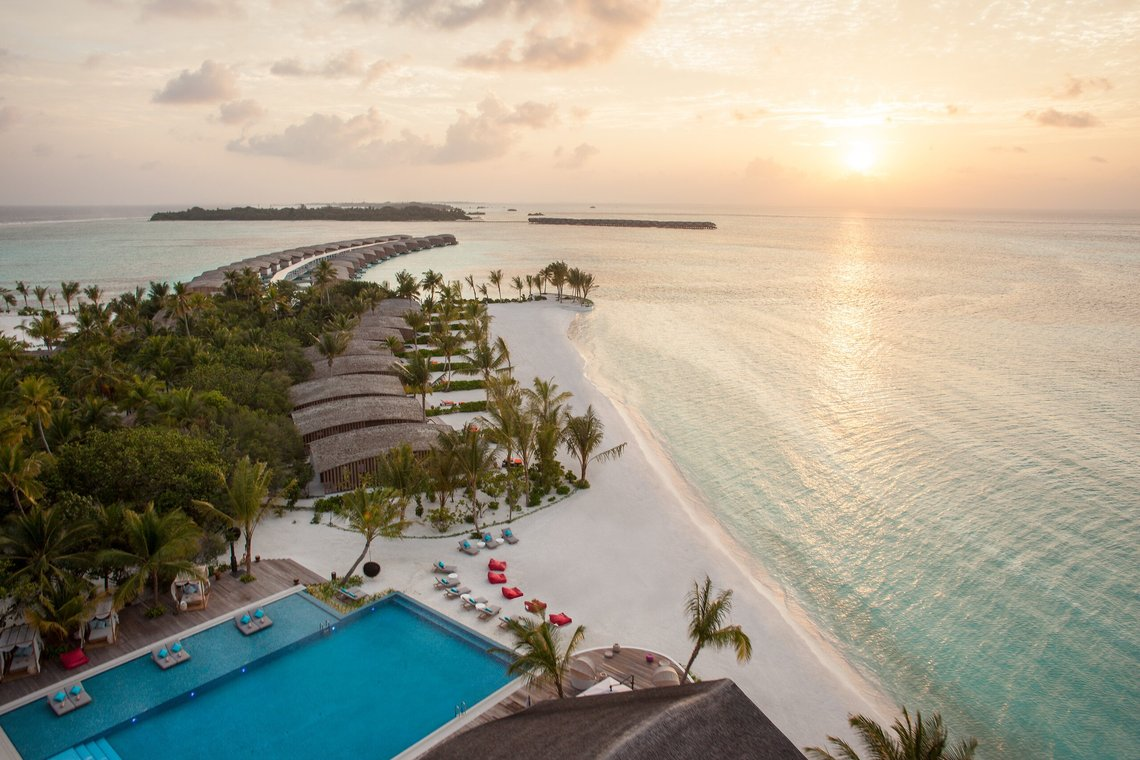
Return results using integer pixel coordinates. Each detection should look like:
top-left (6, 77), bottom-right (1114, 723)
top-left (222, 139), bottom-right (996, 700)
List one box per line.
top-left (555, 142), bottom-right (599, 169)
top-left (217, 99), bottom-right (264, 125)
top-left (154, 60), bottom-right (239, 104)
top-left (0, 105), bottom-right (19, 132)
top-left (141, 0), bottom-right (241, 20)
top-left (270, 51), bottom-right (394, 86)
top-left (732, 107), bottom-right (769, 122)
top-left (1052, 74), bottom-right (1112, 99)
top-left (228, 96), bottom-right (556, 166)
top-left (344, 0), bottom-right (659, 70)
top-left (1025, 108), bottom-right (1102, 128)
top-left (744, 157), bottom-right (788, 180)
top-left (988, 145), bottom-right (1028, 153)
top-left (945, 104), bottom-right (960, 116)
top-left (1089, 155), bottom-right (1107, 163)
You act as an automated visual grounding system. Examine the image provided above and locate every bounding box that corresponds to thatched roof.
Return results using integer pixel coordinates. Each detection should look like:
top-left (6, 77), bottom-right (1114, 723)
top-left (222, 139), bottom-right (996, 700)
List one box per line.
top-left (289, 374), bottom-right (406, 409)
top-left (307, 353), bottom-right (401, 380)
top-left (302, 340), bottom-right (393, 365)
top-left (359, 312), bottom-right (414, 337)
top-left (352, 325), bottom-right (404, 343)
top-left (370, 298), bottom-right (420, 317)
top-left (421, 680), bottom-right (804, 760)
top-left (291, 396), bottom-right (424, 439)
top-left (309, 421), bottom-right (446, 473)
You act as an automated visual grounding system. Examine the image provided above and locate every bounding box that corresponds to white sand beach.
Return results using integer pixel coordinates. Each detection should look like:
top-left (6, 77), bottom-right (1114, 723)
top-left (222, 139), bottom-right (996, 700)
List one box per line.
top-left (257, 299), bottom-right (889, 750)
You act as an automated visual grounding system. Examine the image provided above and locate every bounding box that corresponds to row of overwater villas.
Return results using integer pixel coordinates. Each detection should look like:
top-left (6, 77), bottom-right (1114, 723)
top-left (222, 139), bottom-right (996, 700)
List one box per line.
top-left (186, 233), bottom-right (457, 294)
top-left (289, 299), bottom-right (451, 494)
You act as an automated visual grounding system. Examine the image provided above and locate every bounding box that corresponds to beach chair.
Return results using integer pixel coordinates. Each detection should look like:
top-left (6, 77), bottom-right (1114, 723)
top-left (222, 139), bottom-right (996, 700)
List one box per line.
top-left (501, 527), bottom-right (519, 545)
top-left (444, 586), bottom-right (471, 598)
top-left (335, 586), bottom-right (364, 603)
top-left (432, 561), bottom-right (457, 574)
top-left (434, 577), bottom-right (460, 590)
top-left (498, 615), bottom-right (514, 629)
top-left (460, 594), bottom-right (488, 610)
top-left (652, 666), bottom-right (682, 687)
top-left (152, 640), bottom-right (191, 669)
top-left (482, 533), bottom-right (503, 548)
top-left (476, 603), bottom-right (501, 620)
top-left (568, 658), bottom-right (599, 691)
top-left (457, 540), bottom-right (479, 556)
top-left (48, 683), bottom-right (92, 717)
top-left (235, 609), bottom-right (273, 636)
top-left (487, 558), bottom-right (507, 571)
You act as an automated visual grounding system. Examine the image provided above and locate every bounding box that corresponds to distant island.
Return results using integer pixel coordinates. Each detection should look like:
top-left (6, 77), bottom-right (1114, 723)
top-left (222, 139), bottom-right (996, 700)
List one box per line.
top-left (151, 203), bottom-right (471, 222)
top-left (528, 217), bottom-right (715, 230)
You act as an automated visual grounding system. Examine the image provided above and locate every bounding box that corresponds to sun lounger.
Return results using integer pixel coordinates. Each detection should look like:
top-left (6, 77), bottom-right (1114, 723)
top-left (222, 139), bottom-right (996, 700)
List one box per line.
top-left (434, 576), bottom-right (460, 589)
top-left (502, 586), bottom-right (523, 600)
top-left (335, 586), bottom-right (364, 602)
top-left (568, 658), bottom-right (599, 691)
top-left (482, 533), bottom-right (503, 548)
top-left (652, 666), bottom-right (682, 687)
top-left (86, 615), bottom-right (117, 646)
top-left (460, 594), bottom-right (488, 610)
top-left (48, 683), bottom-right (92, 717)
top-left (549, 612), bottom-right (573, 626)
top-left (457, 540), bottom-right (479, 556)
top-left (501, 527), bottom-right (519, 544)
top-left (476, 603), bottom-right (501, 620)
top-left (234, 609), bottom-right (273, 636)
top-left (432, 561), bottom-right (458, 574)
top-left (9, 645), bottom-right (39, 676)
top-left (498, 615), bottom-right (514, 629)
top-left (487, 558), bottom-right (507, 571)
top-left (444, 585), bottom-right (472, 598)
top-left (487, 572), bottom-right (507, 584)
top-left (152, 641), bottom-right (191, 669)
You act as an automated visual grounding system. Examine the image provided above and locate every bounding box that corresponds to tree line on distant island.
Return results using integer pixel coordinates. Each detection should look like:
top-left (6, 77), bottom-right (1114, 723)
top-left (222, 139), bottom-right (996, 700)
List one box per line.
top-left (150, 204), bottom-right (471, 222)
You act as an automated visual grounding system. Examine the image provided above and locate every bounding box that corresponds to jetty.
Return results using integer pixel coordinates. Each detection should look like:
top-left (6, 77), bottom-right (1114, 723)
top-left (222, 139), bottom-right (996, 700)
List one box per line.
top-left (528, 217), bottom-right (715, 230)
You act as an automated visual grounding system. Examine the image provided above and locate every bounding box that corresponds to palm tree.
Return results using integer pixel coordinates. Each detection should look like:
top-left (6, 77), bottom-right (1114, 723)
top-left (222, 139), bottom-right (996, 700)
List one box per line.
top-left (0, 505), bottom-right (93, 590)
top-left (26, 575), bottom-right (98, 648)
top-left (496, 616), bottom-right (587, 698)
top-left (0, 288), bottom-right (16, 313)
top-left (432, 328), bottom-right (465, 388)
top-left (423, 443), bottom-right (460, 512)
top-left (420, 269), bottom-right (444, 302)
top-left (469, 341), bottom-right (505, 383)
top-left (525, 274), bottom-right (535, 299)
top-left (579, 272), bottom-right (597, 302)
top-left (82, 284), bottom-right (102, 308)
top-left (394, 270), bottom-right (420, 301)
top-left (680, 575), bottom-right (753, 682)
top-left (441, 427), bottom-right (498, 531)
top-left (510, 275), bottom-right (524, 300)
top-left (489, 269), bottom-right (504, 300)
top-left (193, 456), bottom-right (273, 576)
top-left (494, 335), bottom-right (513, 376)
top-left (464, 274), bottom-right (478, 301)
top-left (59, 281), bottom-right (80, 313)
top-left (524, 376), bottom-right (572, 429)
top-left (24, 311), bottom-right (65, 352)
top-left (312, 330), bottom-right (350, 368)
top-left (397, 351), bottom-right (435, 412)
top-left (374, 443), bottom-right (425, 520)
top-left (0, 445), bottom-right (50, 513)
top-left (562, 405), bottom-right (626, 482)
top-left (310, 259), bottom-right (337, 303)
top-left (339, 485), bottom-right (407, 579)
top-left (100, 504), bottom-right (202, 608)
top-left (15, 281), bottom-right (29, 309)
top-left (805, 708), bottom-right (979, 760)
top-left (18, 376), bottom-right (62, 454)
top-left (403, 310), bottom-right (428, 351)
top-left (32, 285), bottom-right (49, 311)
top-left (546, 261), bottom-right (569, 302)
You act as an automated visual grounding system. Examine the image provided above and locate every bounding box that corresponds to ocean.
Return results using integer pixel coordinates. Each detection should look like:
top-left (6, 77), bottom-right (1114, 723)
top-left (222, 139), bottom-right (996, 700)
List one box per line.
top-left (2, 205), bottom-right (1138, 759)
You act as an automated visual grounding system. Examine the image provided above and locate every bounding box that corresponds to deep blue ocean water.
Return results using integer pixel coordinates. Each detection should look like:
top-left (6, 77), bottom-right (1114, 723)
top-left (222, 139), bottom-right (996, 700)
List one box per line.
top-left (2, 205), bottom-right (1137, 759)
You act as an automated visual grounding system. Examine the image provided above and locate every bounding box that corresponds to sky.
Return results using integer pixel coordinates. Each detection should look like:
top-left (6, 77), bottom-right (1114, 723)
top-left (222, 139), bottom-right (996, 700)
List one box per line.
top-left (1, 0), bottom-right (1138, 210)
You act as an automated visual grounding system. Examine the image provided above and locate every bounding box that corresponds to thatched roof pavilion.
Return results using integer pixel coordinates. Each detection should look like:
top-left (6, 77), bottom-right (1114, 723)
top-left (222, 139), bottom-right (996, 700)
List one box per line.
top-left (421, 680), bottom-right (803, 760)
top-left (307, 353), bottom-right (402, 380)
top-left (302, 340), bottom-right (392, 366)
top-left (370, 298), bottom-right (420, 317)
top-left (309, 421), bottom-right (447, 492)
top-left (353, 325), bottom-right (404, 343)
top-left (289, 374), bottom-right (406, 410)
top-left (291, 396), bottom-right (425, 444)
top-left (358, 313), bottom-right (414, 338)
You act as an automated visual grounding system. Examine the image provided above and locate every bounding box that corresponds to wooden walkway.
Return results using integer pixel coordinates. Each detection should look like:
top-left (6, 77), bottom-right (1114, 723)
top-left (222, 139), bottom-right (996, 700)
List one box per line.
top-left (0, 559), bottom-right (325, 708)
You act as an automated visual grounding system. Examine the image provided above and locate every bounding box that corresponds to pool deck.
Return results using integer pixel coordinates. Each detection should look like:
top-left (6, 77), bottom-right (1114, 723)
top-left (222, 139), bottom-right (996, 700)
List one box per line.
top-left (0, 558), bottom-right (325, 709)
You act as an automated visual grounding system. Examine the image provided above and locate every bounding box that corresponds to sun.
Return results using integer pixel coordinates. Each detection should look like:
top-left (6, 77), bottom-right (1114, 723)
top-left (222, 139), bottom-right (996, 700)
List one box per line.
top-left (844, 142), bottom-right (877, 174)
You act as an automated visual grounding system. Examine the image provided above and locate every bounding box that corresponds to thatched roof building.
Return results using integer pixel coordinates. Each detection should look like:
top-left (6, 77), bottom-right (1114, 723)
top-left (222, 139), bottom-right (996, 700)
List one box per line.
top-left (302, 340), bottom-right (393, 365)
top-left (421, 680), bottom-right (803, 760)
top-left (307, 353), bottom-right (402, 380)
top-left (370, 298), bottom-right (420, 317)
top-left (291, 396), bottom-right (425, 444)
top-left (289, 374), bottom-right (406, 410)
top-left (309, 421), bottom-right (446, 492)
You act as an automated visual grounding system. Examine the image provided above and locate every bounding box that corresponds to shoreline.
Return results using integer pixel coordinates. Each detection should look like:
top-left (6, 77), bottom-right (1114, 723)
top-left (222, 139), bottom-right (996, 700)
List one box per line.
top-left (259, 298), bottom-right (884, 750)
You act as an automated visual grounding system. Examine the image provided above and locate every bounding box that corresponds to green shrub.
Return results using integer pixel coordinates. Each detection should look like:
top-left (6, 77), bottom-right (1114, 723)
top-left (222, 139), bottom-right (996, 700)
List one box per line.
top-left (555, 485), bottom-right (571, 496)
top-left (577, 479), bottom-right (591, 489)
top-left (415, 505), bottom-right (424, 517)
top-left (240, 573), bottom-right (256, 583)
top-left (145, 605), bottom-right (166, 619)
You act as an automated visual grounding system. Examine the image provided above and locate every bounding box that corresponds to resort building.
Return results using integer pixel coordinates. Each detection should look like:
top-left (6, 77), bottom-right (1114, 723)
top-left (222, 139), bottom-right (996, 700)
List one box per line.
top-left (308, 421), bottom-right (448, 492)
top-left (288, 374), bottom-right (407, 411)
top-left (291, 396), bottom-right (427, 445)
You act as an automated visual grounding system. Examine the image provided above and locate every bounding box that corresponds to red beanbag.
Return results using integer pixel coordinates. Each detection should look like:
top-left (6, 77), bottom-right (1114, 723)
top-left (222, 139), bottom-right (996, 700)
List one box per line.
top-left (488, 558), bottom-right (507, 571)
top-left (549, 613), bottom-right (572, 626)
top-left (60, 648), bottom-right (90, 670)
top-left (502, 586), bottom-right (523, 600)
top-left (487, 572), bottom-right (507, 584)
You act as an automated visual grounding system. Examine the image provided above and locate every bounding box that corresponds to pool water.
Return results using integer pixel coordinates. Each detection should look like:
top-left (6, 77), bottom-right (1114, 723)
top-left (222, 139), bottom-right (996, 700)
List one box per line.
top-left (2, 593), bottom-right (513, 760)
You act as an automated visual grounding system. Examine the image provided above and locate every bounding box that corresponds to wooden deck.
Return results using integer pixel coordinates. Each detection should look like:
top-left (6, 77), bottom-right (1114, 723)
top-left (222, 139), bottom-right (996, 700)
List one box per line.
top-left (0, 559), bottom-right (325, 708)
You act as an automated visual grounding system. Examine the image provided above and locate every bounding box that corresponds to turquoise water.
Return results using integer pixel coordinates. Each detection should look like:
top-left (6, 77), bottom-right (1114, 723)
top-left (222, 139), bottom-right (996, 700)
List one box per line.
top-left (2, 206), bottom-right (1138, 758)
top-left (0, 593), bottom-right (511, 760)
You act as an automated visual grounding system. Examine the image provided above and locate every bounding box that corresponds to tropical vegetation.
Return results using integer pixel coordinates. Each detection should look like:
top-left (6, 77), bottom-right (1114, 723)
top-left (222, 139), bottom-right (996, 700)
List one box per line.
top-left (805, 708), bottom-right (979, 760)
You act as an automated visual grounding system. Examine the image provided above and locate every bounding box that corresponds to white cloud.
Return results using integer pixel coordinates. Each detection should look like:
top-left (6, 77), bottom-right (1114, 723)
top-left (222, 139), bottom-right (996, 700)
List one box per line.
top-left (556, 142), bottom-right (599, 169)
top-left (1026, 108), bottom-right (1102, 128)
top-left (217, 99), bottom-right (265, 125)
top-left (154, 60), bottom-right (239, 104)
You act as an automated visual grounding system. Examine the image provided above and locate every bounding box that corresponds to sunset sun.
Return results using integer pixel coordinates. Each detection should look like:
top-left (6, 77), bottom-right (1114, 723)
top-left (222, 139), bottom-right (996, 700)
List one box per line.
top-left (844, 142), bottom-right (877, 174)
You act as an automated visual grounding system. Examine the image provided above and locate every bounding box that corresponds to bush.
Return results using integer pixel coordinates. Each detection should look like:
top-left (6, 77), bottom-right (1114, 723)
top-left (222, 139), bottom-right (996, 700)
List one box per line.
top-left (427, 506), bottom-right (456, 532)
top-left (577, 479), bottom-right (591, 489)
top-left (415, 505), bottom-right (424, 517)
top-left (240, 573), bottom-right (256, 583)
top-left (145, 605), bottom-right (166, 619)
top-left (555, 485), bottom-right (571, 496)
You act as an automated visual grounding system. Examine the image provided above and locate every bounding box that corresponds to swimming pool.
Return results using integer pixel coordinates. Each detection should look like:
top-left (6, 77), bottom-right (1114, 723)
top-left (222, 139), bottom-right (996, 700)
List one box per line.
top-left (1, 593), bottom-right (514, 759)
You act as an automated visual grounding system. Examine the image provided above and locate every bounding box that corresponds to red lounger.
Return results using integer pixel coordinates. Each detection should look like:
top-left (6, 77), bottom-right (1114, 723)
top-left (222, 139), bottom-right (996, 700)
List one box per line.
top-left (487, 558), bottom-right (507, 572)
top-left (487, 572), bottom-right (507, 584)
top-left (502, 586), bottom-right (523, 600)
top-left (60, 648), bottom-right (89, 670)
top-left (549, 612), bottom-right (572, 626)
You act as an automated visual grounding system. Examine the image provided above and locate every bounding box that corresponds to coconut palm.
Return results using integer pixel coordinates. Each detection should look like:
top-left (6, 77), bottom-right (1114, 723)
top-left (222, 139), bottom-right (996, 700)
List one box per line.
top-left (494, 335), bottom-right (513, 377)
top-left (1, 288), bottom-right (16, 312)
top-left (82, 284), bottom-right (102, 308)
top-left (546, 261), bottom-right (569, 302)
top-left (525, 274), bottom-right (534, 299)
top-left (420, 269), bottom-right (444, 302)
top-left (469, 340), bottom-right (505, 383)
top-left (464, 274), bottom-right (478, 301)
top-left (312, 330), bottom-right (350, 368)
top-left (0, 445), bottom-right (50, 513)
top-left (32, 285), bottom-right (49, 311)
top-left (432, 328), bottom-right (465, 388)
top-left (373, 443), bottom-right (426, 520)
top-left (562, 405), bottom-right (626, 482)
top-left (100, 504), bottom-right (202, 608)
top-left (0, 505), bottom-right (93, 590)
top-left (338, 485), bottom-right (407, 579)
top-left (579, 272), bottom-right (597, 302)
top-left (510, 275), bottom-right (524, 300)
top-left (25, 575), bottom-right (98, 648)
top-left (18, 376), bottom-right (62, 454)
top-left (496, 615), bottom-right (587, 699)
top-left (394, 269), bottom-right (420, 301)
top-left (423, 443), bottom-right (460, 512)
top-left (193, 456), bottom-right (273, 576)
top-left (681, 575), bottom-right (753, 682)
top-left (310, 259), bottom-right (337, 303)
top-left (15, 281), bottom-right (29, 309)
top-left (58, 281), bottom-right (80, 313)
top-left (403, 310), bottom-right (428, 350)
top-left (438, 426), bottom-right (498, 531)
top-left (805, 708), bottom-right (979, 760)
top-left (489, 269), bottom-right (503, 300)
top-left (24, 311), bottom-right (65, 352)
top-left (397, 351), bottom-right (435, 412)
top-left (524, 376), bottom-right (572, 429)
